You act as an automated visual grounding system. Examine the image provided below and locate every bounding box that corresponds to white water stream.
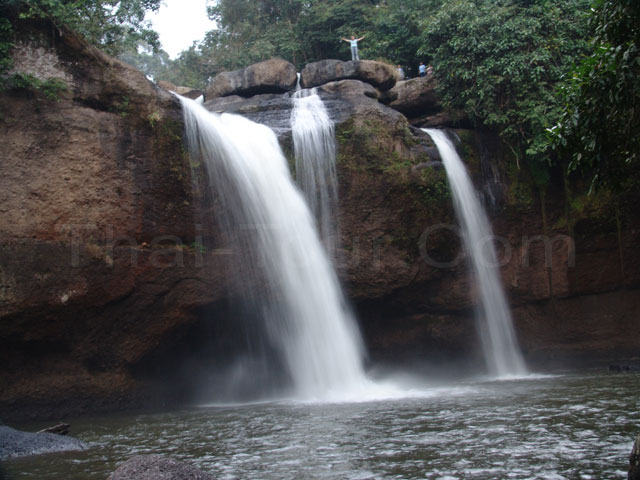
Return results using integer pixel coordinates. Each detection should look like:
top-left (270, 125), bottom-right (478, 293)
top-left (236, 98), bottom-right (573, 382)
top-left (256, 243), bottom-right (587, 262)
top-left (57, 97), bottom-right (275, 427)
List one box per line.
top-left (179, 96), bottom-right (368, 400)
top-left (291, 88), bottom-right (339, 256)
top-left (423, 128), bottom-right (527, 377)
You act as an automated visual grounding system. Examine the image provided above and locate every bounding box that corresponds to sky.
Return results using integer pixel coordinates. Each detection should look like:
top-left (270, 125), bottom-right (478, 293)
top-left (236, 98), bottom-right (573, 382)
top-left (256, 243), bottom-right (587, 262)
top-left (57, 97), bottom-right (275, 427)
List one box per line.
top-left (149, 0), bottom-right (217, 58)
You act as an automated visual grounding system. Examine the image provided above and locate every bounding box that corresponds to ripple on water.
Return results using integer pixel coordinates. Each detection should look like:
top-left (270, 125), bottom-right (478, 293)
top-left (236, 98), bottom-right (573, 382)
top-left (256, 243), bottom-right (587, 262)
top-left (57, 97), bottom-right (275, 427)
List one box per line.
top-left (3, 371), bottom-right (639, 480)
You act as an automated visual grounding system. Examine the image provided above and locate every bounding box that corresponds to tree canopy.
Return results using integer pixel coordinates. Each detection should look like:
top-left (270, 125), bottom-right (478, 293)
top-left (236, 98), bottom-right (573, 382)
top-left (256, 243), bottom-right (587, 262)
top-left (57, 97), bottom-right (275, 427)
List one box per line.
top-left (551, 0), bottom-right (640, 189)
top-left (421, 0), bottom-right (591, 175)
top-left (1, 0), bottom-right (161, 56)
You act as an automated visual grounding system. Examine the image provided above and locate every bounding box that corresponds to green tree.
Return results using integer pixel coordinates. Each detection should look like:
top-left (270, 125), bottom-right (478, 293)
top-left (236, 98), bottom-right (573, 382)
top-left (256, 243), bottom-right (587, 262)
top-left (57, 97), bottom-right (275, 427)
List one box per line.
top-left (551, 0), bottom-right (640, 189)
top-left (2, 0), bottom-right (161, 56)
top-left (200, 0), bottom-right (379, 70)
top-left (421, 0), bottom-right (591, 169)
top-left (296, 0), bottom-right (376, 64)
top-left (366, 0), bottom-right (441, 75)
top-left (204, 0), bottom-right (306, 69)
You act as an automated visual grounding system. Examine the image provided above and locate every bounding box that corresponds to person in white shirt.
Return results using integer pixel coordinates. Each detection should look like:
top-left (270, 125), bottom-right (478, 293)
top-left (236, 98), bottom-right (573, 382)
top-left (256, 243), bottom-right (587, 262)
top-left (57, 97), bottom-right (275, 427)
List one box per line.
top-left (341, 35), bottom-right (366, 61)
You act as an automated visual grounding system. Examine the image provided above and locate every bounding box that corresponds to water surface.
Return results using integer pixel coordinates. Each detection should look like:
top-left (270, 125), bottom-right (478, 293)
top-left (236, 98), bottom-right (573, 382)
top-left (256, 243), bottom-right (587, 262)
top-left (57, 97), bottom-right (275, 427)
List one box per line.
top-left (3, 371), bottom-right (637, 479)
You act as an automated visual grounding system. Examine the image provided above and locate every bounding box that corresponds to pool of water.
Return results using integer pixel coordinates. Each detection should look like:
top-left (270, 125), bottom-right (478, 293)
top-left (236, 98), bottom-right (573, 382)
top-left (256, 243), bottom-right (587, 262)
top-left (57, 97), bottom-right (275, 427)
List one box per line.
top-left (2, 370), bottom-right (638, 479)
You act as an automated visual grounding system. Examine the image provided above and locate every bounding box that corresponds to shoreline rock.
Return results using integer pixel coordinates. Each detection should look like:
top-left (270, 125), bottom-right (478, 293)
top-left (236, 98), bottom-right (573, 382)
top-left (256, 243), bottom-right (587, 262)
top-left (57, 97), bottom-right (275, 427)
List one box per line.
top-left (0, 425), bottom-right (87, 460)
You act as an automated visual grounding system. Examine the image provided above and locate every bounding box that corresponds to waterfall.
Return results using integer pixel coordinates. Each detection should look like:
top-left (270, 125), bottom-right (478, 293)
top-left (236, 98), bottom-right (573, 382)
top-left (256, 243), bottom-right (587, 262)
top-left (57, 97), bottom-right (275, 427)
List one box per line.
top-left (178, 96), bottom-right (368, 399)
top-left (291, 88), bottom-right (338, 256)
top-left (423, 128), bottom-right (527, 377)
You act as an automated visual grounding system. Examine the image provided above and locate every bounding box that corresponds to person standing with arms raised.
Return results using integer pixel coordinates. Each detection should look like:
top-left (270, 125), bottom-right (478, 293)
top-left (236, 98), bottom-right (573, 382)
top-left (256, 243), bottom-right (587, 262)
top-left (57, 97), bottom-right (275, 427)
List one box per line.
top-left (341, 34), bottom-right (366, 61)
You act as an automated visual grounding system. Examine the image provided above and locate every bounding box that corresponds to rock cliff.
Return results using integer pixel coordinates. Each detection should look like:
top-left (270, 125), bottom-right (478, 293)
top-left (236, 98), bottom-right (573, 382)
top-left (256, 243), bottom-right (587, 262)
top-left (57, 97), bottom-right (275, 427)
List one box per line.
top-left (0, 21), bottom-right (228, 419)
top-left (1, 24), bottom-right (639, 420)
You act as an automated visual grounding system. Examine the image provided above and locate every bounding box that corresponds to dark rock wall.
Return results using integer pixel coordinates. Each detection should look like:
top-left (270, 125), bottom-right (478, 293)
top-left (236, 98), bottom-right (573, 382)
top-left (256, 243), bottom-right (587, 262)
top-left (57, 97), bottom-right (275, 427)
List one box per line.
top-left (0, 22), bottom-right (229, 420)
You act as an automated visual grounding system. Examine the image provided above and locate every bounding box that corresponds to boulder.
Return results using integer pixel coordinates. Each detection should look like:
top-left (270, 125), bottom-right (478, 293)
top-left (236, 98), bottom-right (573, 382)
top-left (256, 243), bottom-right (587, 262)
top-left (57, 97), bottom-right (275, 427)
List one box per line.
top-left (180, 89), bottom-right (204, 100)
top-left (0, 425), bottom-right (87, 459)
top-left (300, 60), bottom-right (397, 91)
top-left (383, 75), bottom-right (441, 117)
top-left (108, 455), bottom-right (215, 480)
top-left (414, 110), bottom-right (471, 129)
top-left (205, 58), bottom-right (297, 99)
top-left (318, 78), bottom-right (380, 99)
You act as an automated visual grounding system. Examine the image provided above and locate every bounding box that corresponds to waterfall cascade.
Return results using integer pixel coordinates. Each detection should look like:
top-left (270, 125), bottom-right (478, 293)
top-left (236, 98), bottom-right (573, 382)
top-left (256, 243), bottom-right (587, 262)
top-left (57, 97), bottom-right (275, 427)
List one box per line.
top-left (291, 88), bottom-right (339, 256)
top-left (423, 128), bottom-right (527, 377)
top-left (178, 96), bottom-right (368, 400)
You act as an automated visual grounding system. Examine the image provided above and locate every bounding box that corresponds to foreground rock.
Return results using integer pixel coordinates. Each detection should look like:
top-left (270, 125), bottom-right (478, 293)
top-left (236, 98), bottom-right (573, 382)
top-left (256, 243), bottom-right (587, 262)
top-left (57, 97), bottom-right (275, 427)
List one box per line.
top-left (108, 455), bottom-right (214, 480)
top-left (300, 59), bottom-right (397, 91)
top-left (0, 425), bottom-right (87, 459)
top-left (205, 58), bottom-right (297, 99)
top-left (630, 435), bottom-right (640, 480)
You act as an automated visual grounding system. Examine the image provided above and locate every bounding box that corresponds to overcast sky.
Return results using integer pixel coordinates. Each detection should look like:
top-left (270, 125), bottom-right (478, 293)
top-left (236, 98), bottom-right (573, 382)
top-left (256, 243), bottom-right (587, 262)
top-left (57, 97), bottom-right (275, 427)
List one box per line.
top-left (149, 0), bottom-right (217, 58)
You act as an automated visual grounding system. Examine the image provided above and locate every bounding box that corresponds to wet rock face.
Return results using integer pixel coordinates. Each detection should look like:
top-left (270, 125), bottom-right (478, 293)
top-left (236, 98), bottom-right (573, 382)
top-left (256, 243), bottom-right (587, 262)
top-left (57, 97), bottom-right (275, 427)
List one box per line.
top-left (0, 21), bottom-right (228, 420)
top-left (0, 426), bottom-right (87, 460)
top-left (204, 93), bottom-right (295, 137)
top-left (108, 455), bottom-right (215, 480)
top-left (300, 59), bottom-right (397, 91)
top-left (205, 58), bottom-right (298, 99)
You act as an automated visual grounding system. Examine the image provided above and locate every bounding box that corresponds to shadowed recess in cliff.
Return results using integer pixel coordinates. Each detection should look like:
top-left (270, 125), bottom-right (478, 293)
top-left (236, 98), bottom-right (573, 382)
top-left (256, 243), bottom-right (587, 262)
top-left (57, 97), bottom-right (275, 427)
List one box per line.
top-left (423, 128), bottom-right (527, 378)
top-left (177, 96), bottom-right (369, 401)
top-left (291, 87), bottom-right (338, 258)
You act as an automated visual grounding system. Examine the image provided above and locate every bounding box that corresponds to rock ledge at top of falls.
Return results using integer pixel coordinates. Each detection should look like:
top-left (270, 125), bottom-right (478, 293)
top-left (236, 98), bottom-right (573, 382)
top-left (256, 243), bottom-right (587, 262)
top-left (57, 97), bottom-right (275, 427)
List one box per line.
top-left (380, 74), bottom-right (470, 127)
top-left (382, 74), bottom-right (441, 117)
top-left (156, 80), bottom-right (203, 100)
top-left (108, 455), bottom-right (215, 480)
top-left (300, 59), bottom-right (397, 91)
top-left (205, 58), bottom-right (298, 99)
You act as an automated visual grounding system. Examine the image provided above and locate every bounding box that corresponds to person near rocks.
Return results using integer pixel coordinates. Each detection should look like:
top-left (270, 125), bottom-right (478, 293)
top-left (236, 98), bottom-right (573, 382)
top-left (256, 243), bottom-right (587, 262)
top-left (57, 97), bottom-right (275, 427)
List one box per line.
top-left (419, 62), bottom-right (426, 77)
top-left (341, 34), bottom-right (366, 61)
top-left (427, 64), bottom-right (434, 76)
top-left (397, 64), bottom-right (405, 80)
